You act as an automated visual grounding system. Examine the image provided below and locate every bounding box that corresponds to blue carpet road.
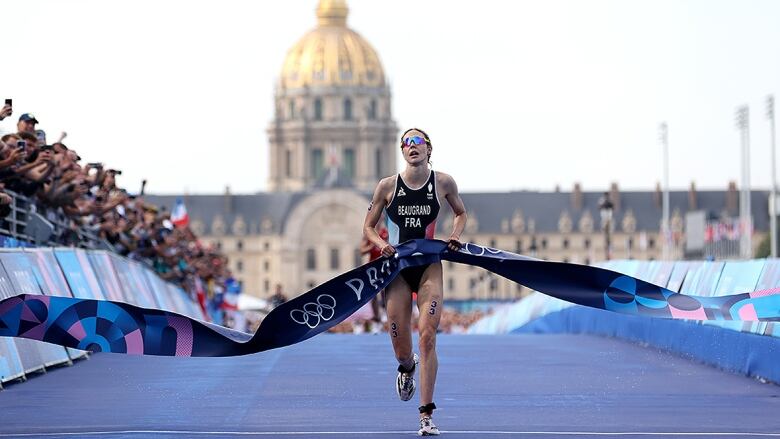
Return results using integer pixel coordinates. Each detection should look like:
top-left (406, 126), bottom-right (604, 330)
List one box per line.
top-left (0, 334), bottom-right (778, 438)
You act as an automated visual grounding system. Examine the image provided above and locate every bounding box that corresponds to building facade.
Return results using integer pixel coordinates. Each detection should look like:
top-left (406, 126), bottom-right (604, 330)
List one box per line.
top-left (147, 1), bottom-right (772, 301)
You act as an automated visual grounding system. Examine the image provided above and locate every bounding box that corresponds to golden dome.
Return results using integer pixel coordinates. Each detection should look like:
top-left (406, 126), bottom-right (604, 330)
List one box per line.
top-left (279, 0), bottom-right (386, 90)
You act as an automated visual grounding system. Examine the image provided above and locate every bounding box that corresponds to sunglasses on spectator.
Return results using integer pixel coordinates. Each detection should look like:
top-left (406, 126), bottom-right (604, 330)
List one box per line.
top-left (401, 136), bottom-right (427, 147)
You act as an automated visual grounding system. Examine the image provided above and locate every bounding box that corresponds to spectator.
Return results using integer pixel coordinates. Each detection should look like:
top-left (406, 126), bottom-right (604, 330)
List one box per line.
top-left (270, 284), bottom-right (288, 308)
top-left (16, 113), bottom-right (38, 134)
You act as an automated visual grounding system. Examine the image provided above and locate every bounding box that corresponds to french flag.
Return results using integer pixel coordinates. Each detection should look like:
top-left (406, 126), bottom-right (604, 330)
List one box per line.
top-left (171, 198), bottom-right (190, 228)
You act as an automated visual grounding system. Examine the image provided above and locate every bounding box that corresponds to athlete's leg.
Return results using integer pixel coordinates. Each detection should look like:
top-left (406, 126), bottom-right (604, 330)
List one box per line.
top-left (385, 276), bottom-right (414, 366)
top-left (416, 262), bottom-right (443, 414)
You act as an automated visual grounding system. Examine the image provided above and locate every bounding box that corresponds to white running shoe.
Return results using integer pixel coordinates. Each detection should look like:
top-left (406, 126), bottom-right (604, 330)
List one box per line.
top-left (396, 353), bottom-right (419, 401)
top-left (418, 416), bottom-right (440, 436)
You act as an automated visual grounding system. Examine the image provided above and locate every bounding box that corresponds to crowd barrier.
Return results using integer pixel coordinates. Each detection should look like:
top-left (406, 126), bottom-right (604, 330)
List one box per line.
top-left (468, 258), bottom-right (780, 383)
top-left (0, 247), bottom-right (205, 388)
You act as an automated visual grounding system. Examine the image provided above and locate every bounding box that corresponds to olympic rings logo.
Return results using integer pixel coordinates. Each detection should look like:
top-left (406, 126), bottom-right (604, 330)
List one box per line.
top-left (463, 243), bottom-right (502, 256)
top-left (289, 294), bottom-right (337, 329)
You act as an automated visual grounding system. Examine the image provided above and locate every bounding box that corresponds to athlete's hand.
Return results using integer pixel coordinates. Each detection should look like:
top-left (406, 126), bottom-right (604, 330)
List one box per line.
top-left (446, 238), bottom-right (462, 252)
top-left (381, 244), bottom-right (396, 257)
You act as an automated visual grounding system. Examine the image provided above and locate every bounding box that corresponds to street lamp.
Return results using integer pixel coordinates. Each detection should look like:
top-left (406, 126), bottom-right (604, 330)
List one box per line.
top-left (735, 105), bottom-right (752, 259)
top-left (768, 95), bottom-right (777, 258)
top-left (659, 122), bottom-right (670, 259)
top-left (599, 192), bottom-right (614, 260)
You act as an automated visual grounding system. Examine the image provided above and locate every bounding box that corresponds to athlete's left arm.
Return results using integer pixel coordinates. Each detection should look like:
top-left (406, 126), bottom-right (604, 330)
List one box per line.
top-left (439, 172), bottom-right (467, 248)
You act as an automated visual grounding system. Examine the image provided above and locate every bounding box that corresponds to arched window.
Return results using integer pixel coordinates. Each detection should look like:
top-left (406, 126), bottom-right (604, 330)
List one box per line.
top-left (306, 248), bottom-right (316, 270)
top-left (368, 99), bottom-right (377, 119)
top-left (343, 98), bottom-right (353, 120)
top-left (314, 98), bottom-right (323, 121)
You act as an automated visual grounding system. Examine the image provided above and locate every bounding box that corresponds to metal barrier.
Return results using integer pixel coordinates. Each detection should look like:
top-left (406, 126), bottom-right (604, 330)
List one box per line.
top-left (0, 247), bottom-right (205, 388)
top-left (0, 190), bottom-right (110, 250)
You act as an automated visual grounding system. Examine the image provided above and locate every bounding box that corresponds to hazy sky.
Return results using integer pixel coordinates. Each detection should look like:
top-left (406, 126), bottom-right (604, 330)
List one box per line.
top-left (2, 0), bottom-right (779, 195)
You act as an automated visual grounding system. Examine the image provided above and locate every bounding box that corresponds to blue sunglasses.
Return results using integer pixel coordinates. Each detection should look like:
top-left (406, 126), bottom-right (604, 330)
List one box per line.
top-left (401, 136), bottom-right (427, 147)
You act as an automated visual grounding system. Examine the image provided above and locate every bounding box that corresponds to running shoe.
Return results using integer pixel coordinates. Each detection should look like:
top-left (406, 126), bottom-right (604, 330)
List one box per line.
top-left (396, 353), bottom-right (419, 401)
top-left (418, 416), bottom-right (440, 436)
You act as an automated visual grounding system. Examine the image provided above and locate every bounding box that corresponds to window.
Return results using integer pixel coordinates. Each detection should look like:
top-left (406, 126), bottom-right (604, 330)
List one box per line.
top-left (263, 260), bottom-right (269, 271)
top-left (306, 248), bottom-right (316, 270)
top-left (562, 257), bottom-right (569, 263)
top-left (368, 99), bottom-right (377, 120)
top-left (263, 241), bottom-right (269, 251)
top-left (354, 248), bottom-right (362, 267)
top-left (584, 238), bottom-right (591, 249)
top-left (236, 260), bottom-right (243, 272)
top-left (648, 238), bottom-right (656, 249)
top-left (447, 277), bottom-right (455, 291)
top-left (562, 239), bottom-right (569, 249)
top-left (237, 240), bottom-right (243, 251)
top-left (344, 98), bottom-right (352, 120)
top-left (288, 100), bottom-right (296, 119)
top-left (515, 239), bottom-right (523, 253)
top-left (469, 278), bottom-right (477, 289)
top-left (264, 280), bottom-right (269, 292)
top-left (314, 98), bottom-right (323, 121)
top-left (489, 238), bottom-right (496, 248)
top-left (489, 278), bottom-right (498, 291)
top-left (541, 238), bottom-right (548, 250)
top-left (285, 150), bottom-right (292, 177)
top-left (330, 248), bottom-right (340, 270)
top-left (627, 238), bottom-right (634, 250)
top-left (343, 148), bottom-right (355, 180)
top-left (311, 149), bottom-right (324, 180)
top-left (584, 258), bottom-right (591, 265)
top-left (216, 241), bottom-right (222, 251)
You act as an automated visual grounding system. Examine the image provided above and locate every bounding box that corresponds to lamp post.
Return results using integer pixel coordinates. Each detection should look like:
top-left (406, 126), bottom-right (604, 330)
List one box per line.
top-left (768, 95), bottom-right (777, 258)
top-left (599, 192), bottom-right (614, 260)
top-left (735, 105), bottom-right (752, 259)
top-left (659, 122), bottom-right (670, 259)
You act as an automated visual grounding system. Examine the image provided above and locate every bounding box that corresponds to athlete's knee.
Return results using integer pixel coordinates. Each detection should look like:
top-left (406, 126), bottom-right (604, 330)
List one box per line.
top-left (419, 328), bottom-right (437, 356)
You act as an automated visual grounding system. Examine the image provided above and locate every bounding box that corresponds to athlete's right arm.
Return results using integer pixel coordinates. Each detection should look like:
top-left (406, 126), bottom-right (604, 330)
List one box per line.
top-left (363, 177), bottom-right (395, 257)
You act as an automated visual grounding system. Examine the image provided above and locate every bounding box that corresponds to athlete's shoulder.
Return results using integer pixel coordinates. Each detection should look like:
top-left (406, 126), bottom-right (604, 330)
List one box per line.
top-left (434, 170), bottom-right (457, 186)
top-left (374, 175), bottom-right (397, 195)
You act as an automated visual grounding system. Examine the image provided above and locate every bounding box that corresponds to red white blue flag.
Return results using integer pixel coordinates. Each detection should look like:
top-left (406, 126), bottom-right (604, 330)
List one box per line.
top-left (171, 198), bottom-right (189, 228)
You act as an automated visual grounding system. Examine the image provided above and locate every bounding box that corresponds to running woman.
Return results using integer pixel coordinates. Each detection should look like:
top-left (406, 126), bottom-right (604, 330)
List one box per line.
top-left (363, 128), bottom-right (467, 436)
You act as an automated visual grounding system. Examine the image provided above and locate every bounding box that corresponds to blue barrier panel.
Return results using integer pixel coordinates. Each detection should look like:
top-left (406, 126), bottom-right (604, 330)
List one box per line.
top-left (106, 253), bottom-right (159, 309)
top-left (755, 260), bottom-right (780, 337)
top-left (0, 337), bottom-right (24, 384)
top-left (514, 306), bottom-right (780, 384)
top-left (53, 248), bottom-right (105, 300)
top-left (173, 285), bottom-right (206, 321)
top-left (24, 249), bottom-right (89, 360)
top-left (0, 258), bottom-right (44, 375)
top-left (86, 251), bottom-right (129, 303)
top-left (679, 261), bottom-right (724, 295)
top-left (644, 260), bottom-right (675, 287)
top-left (0, 251), bottom-right (71, 368)
top-left (141, 267), bottom-right (181, 314)
top-left (667, 261), bottom-right (697, 292)
top-left (703, 260), bottom-right (764, 333)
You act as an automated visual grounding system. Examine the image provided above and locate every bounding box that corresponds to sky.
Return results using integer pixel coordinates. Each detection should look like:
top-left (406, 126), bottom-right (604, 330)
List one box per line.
top-left (2, 0), bottom-right (780, 195)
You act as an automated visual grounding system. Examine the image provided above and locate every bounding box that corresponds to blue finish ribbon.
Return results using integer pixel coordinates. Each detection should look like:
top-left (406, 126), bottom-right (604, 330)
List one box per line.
top-left (1, 239), bottom-right (778, 357)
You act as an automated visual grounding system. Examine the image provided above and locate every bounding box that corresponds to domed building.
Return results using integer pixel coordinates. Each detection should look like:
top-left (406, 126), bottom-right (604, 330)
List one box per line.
top-left (268, 0), bottom-right (398, 192)
top-left (147, 0), bottom-right (769, 301)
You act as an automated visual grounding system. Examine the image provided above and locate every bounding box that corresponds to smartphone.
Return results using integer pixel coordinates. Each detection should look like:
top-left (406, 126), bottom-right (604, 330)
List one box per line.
top-left (4, 99), bottom-right (11, 107)
top-left (17, 140), bottom-right (26, 150)
top-left (35, 129), bottom-right (46, 145)
top-left (87, 162), bottom-right (103, 167)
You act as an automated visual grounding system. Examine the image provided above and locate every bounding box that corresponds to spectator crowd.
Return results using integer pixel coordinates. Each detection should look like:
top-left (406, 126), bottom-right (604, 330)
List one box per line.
top-left (0, 100), bottom-right (234, 315)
